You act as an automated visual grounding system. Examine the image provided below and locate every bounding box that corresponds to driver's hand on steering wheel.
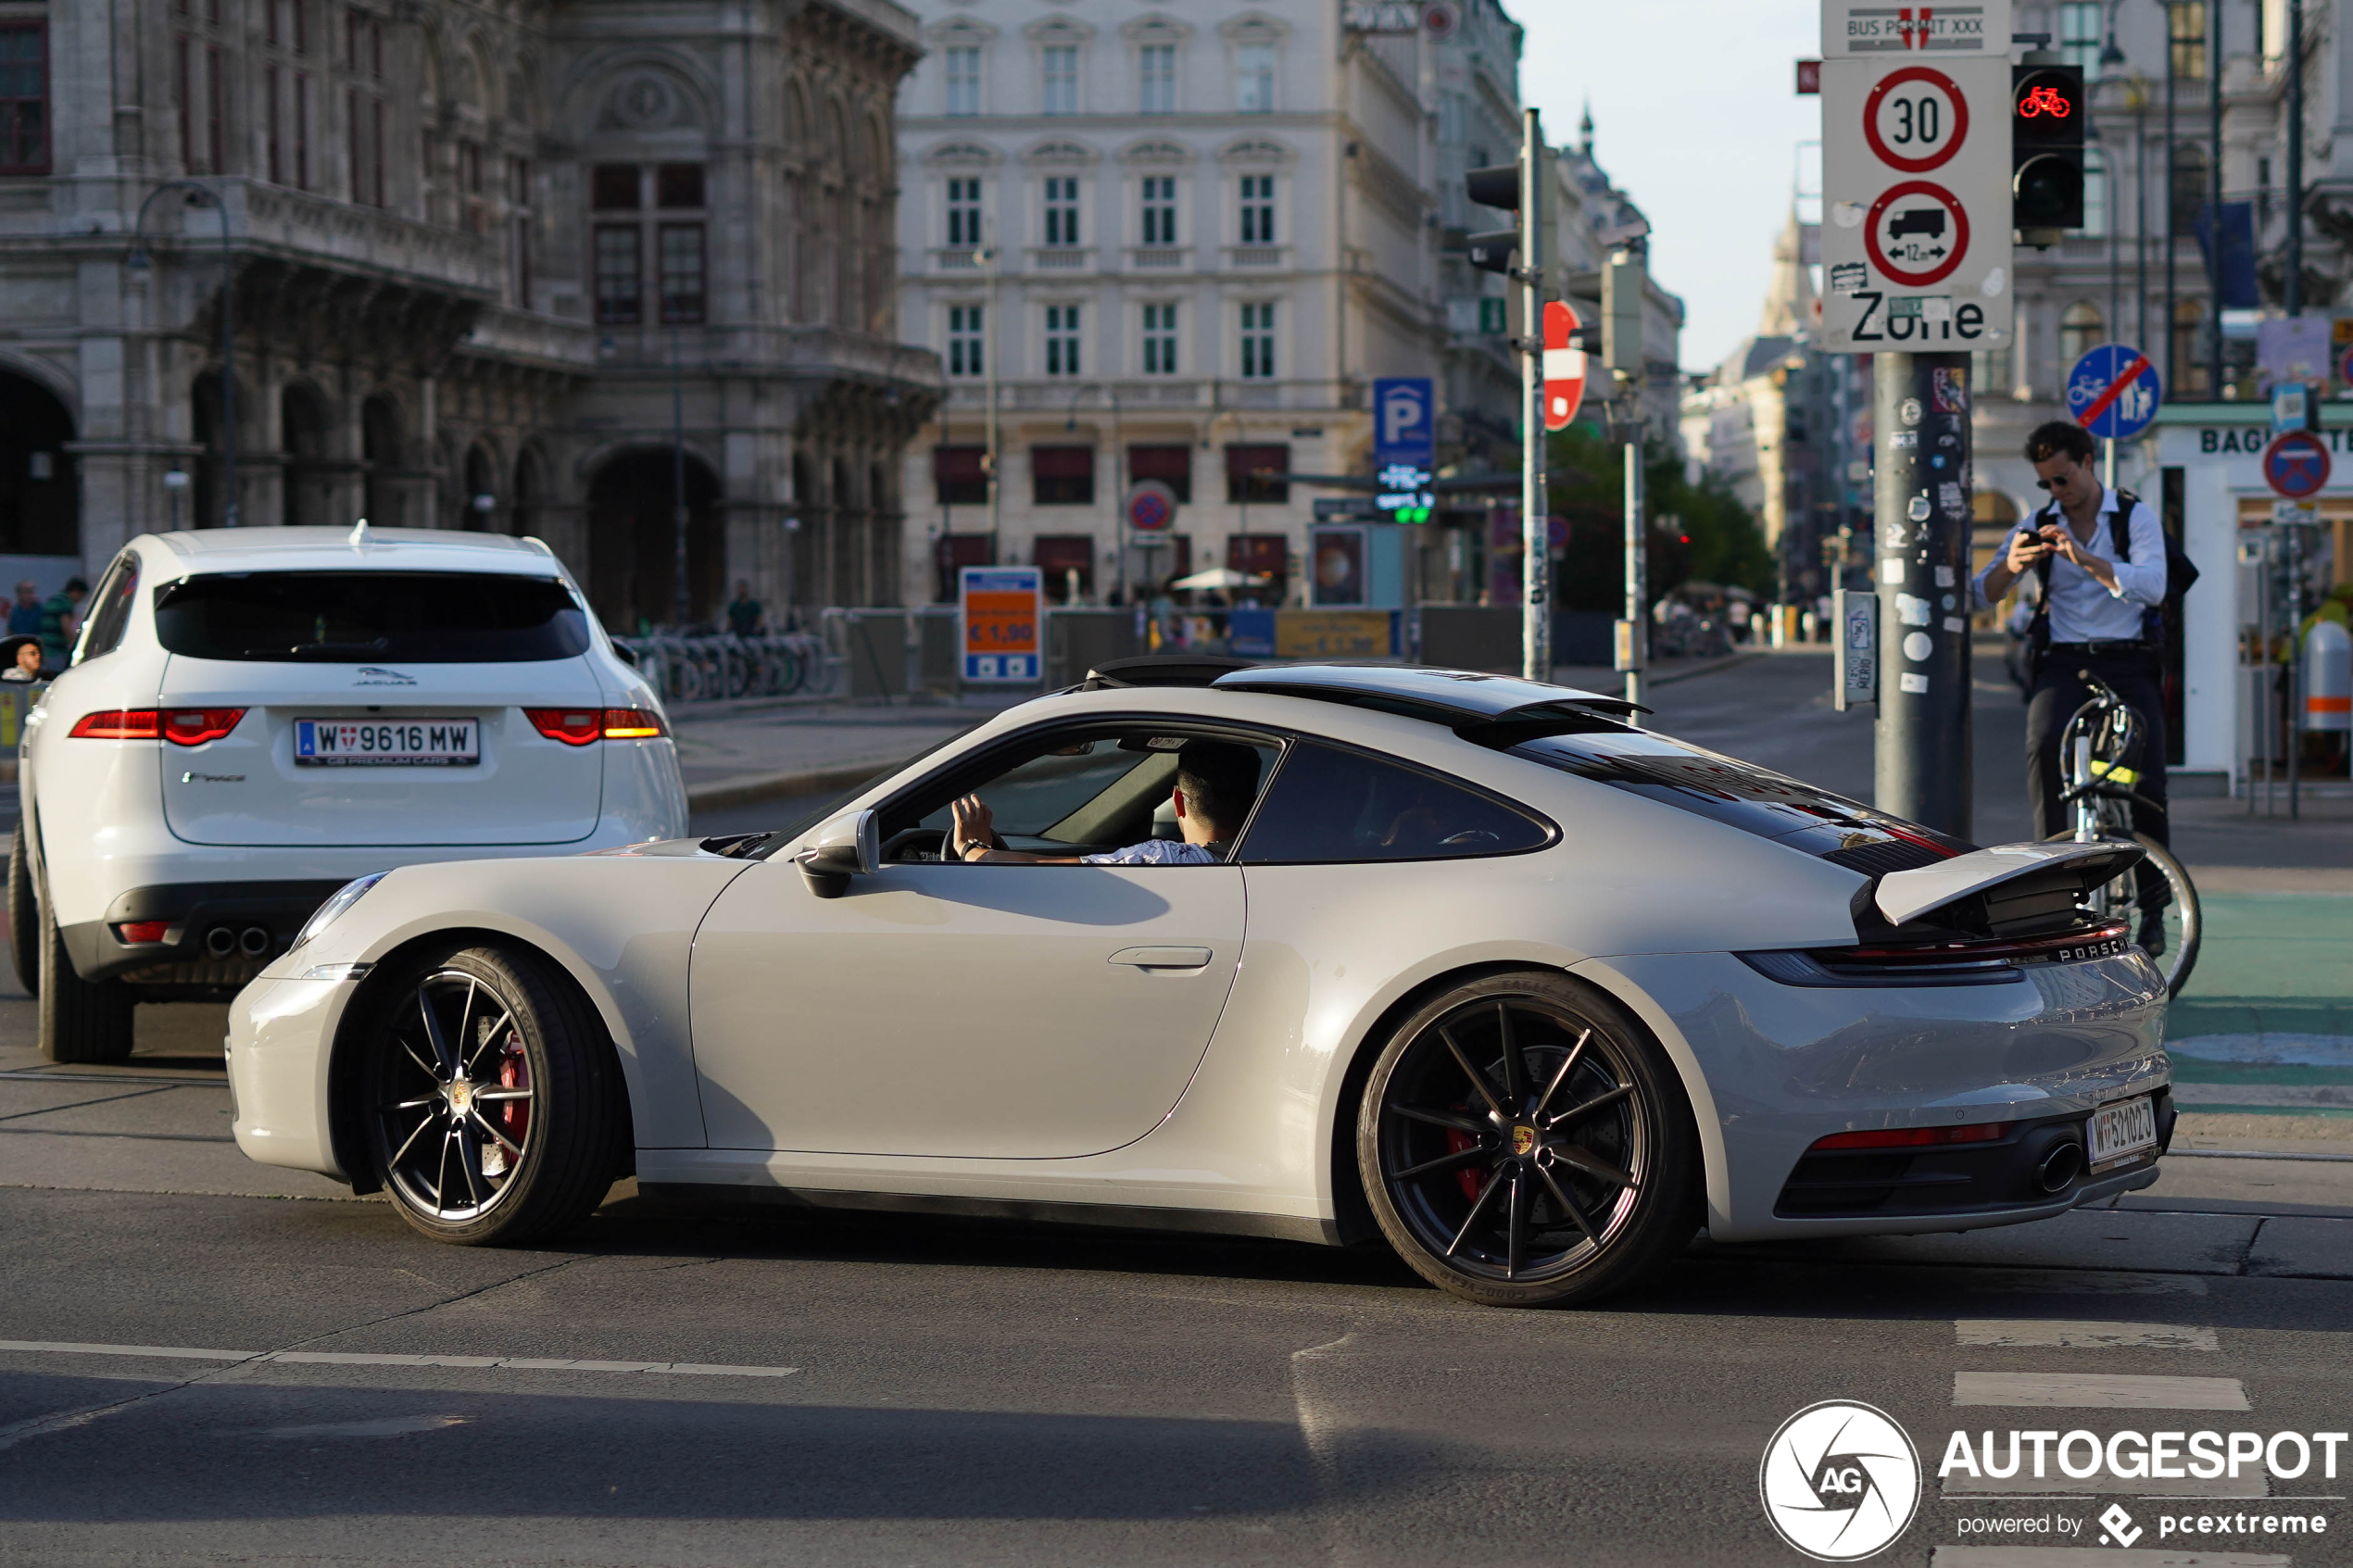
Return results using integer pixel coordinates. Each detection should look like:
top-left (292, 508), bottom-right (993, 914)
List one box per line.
top-left (950, 794), bottom-right (997, 859)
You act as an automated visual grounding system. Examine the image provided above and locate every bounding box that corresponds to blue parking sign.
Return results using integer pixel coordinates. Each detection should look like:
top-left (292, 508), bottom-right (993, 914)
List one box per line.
top-left (2065, 345), bottom-right (2162, 441)
top-left (1371, 378), bottom-right (1434, 470)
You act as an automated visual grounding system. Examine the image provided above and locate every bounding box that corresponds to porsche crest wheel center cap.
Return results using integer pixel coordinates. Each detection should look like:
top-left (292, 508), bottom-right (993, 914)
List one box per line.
top-left (1509, 1123), bottom-right (1538, 1157)
top-left (447, 1079), bottom-right (474, 1115)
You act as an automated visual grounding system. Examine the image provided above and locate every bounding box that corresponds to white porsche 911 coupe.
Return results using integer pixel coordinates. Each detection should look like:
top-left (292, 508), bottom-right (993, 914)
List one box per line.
top-left (226, 661), bottom-right (2172, 1307)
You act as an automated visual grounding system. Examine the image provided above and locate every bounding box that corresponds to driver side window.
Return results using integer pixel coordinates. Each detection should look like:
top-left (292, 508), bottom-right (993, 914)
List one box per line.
top-left (1236, 741), bottom-right (1553, 863)
top-left (879, 726), bottom-right (1279, 863)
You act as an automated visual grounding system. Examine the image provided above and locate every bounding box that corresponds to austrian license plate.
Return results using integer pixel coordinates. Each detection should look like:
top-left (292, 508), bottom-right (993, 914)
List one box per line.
top-left (294, 718), bottom-right (479, 768)
top-left (2088, 1094), bottom-right (2158, 1167)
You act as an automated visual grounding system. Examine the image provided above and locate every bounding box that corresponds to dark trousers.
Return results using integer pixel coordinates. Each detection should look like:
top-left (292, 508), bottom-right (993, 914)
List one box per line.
top-left (2025, 648), bottom-right (2170, 902)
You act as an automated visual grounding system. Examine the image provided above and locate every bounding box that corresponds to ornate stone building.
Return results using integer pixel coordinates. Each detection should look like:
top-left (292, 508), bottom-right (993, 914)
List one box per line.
top-left (0, 0), bottom-right (937, 628)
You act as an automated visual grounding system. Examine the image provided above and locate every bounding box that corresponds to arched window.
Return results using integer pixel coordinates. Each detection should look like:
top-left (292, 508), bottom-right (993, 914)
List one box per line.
top-left (2059, 302), bottom-right (2104, 368)
top-left (2170, 142), bottom-right (2208, 237)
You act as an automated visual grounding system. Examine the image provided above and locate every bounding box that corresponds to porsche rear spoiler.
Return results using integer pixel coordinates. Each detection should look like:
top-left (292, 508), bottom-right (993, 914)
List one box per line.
top-left (1872, 840), bottom-right (2144, 927)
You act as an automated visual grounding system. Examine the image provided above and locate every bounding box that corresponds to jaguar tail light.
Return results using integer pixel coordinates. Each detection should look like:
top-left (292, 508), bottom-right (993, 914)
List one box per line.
top-left (70, 709), bottom-right (245, 746)
top-left (113, 920), bottom-right (170, 945)
top-left (524, 708), bottom-right (668, 745)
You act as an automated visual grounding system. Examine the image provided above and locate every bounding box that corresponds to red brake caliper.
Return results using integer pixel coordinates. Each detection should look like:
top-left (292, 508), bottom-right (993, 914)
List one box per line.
top-left (499, 1036), bottom-right (529, 1142)
top-left (1446, 1103), bottom-right (1481, 1201)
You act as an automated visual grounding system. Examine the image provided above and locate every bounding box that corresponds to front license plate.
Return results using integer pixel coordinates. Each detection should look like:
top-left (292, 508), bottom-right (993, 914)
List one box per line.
top-left (2088, 1094), bottom-right (2158, 1167)
top-left (294, 718), bottom-right (479, 768)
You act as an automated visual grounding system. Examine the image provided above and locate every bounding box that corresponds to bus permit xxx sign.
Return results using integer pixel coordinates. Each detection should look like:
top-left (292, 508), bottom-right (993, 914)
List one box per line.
top-left (960, 566), bottom-right (1042, 684)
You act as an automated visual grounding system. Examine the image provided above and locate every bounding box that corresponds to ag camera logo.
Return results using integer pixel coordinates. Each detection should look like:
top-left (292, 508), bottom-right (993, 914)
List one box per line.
top-left (1760, 1400), bottom-right (1922, 1561)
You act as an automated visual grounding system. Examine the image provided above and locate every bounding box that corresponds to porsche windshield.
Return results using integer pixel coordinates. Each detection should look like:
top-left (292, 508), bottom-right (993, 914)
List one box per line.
top-left (154, 571), bottom-right (593, 663)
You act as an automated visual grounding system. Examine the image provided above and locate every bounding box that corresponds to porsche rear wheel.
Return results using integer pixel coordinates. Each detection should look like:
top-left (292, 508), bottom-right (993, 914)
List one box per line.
top-left (362, 944), bottom-right (623, 1246)
top-left (1359, 972), bottom-right (1700, 1308)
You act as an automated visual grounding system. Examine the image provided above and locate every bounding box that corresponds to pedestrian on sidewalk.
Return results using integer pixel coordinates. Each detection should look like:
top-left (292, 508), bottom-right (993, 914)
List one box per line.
top-left (1973, 420), bottom-right (2171, 951)
top-left (7, 580), bottom-right (42, 635)
top-left (36, 577), bottom-right (85, 669)
top-left (725, 580), bottom-right (764, 638)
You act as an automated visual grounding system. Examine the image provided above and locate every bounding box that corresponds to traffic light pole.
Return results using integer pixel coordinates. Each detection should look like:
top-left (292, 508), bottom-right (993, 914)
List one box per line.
top-left (1872, 351), bottom-right (1972, 839)
top-left (1517, 107), bottom-right (1549, 683)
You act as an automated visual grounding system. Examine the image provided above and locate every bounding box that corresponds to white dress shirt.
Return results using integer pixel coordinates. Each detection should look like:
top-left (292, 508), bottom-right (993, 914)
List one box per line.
top-left (1080, 838), bottom-right (1219, 865)
top-left (1972, 484), bottom-right (2168, 643)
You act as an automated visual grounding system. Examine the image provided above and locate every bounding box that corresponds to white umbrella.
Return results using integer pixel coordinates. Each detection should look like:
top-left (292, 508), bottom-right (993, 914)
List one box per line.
top-left (1168, 566), bottom-right (1269, 591)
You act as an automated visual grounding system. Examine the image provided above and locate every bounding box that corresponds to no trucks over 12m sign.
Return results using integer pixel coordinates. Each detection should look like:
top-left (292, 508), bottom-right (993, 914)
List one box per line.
top-left (1817, 0), bottom-right (2015, 355)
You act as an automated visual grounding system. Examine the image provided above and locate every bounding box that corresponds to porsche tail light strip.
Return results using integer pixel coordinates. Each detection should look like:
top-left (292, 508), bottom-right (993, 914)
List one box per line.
top-left (1738, 919), bottom-right (2133, 988)
top-left (71, 709), bottom-right (246, 746)
top-left (524, 708), bottom-right (669, 745)
top-left (1808, 1121), bottom-right (2013, 1152)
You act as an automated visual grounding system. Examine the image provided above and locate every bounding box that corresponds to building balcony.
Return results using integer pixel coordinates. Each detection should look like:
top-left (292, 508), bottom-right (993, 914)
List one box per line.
top-left (1126, 245), bottom-right (1190, 270)
top-left (239, 182), bottom-right (500, 297)
top-left (1225, 245), bottom-right (1289, 269)
top-left (930, 247), bottom-right (986, 272)
top-left (1028, 245), bottom-right (1096, 272)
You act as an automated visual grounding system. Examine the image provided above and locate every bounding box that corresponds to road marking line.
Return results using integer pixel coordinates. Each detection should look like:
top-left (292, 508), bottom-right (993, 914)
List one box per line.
top-left (1956, 1320), bottom-right (2220, 1350)
top-left (0, 1339), bottom-right (798, 1378)
top-left (1953, 1371), bottom-right (2250, 1410)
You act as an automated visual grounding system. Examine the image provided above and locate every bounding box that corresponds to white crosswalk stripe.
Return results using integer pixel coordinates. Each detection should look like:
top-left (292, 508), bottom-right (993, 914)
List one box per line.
top-left (1957, 1321), bottom-right (2221, 1350)
top-left (1954, 1373), bottom-right (2252, 1411)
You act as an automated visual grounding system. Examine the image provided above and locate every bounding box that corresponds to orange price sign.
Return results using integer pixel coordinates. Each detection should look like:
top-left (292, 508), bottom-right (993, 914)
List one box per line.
top-left (959, 566), bottom-right (1043, 683)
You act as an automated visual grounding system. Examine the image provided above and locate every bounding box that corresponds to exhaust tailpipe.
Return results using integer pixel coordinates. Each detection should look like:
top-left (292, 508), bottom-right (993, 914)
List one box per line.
top-left (2035, 1141), bottom-right (2085, 1194)
top-left (204, 926), bottom-right (236, 959)
top-left (238, 925), bottom-right (271, 958)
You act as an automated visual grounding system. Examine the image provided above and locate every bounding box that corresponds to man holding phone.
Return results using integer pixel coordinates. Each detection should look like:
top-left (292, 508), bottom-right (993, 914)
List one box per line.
top-left (1972, 420), bottom-right (2171, 953)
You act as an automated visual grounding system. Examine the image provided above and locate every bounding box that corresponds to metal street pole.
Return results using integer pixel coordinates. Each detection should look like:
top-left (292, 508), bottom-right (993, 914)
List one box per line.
top-left (2135, 94), bottom-right (2149, 354)
top-left (2207, 0), bottom-right (2224, 395)
top-left (1517, 107), bottom-right (1550, 682)
top-left (2286, 0), bottom-right (2305, 317)
top-left (671, 323), bottom-right (689, 627)
top-left (1872, 351), bottom-right (1972, 839)
top-left (1623, 408), bottom-right (1645, 709)
top-left (2163, 3), bottom-right (2178, 391)
top-left (127, 180), bottom-right (236, 526)
top-left (981, 218), bottom-right (1002, 566)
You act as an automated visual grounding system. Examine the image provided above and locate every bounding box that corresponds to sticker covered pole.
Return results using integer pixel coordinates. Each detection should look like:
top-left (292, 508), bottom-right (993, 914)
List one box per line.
top-left (1872, 352), bottom-right (1973, 839)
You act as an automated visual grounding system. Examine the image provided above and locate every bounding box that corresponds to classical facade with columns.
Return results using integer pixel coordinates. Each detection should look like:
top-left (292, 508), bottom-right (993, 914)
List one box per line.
top-left (0, 0), bottom-right (937, 628)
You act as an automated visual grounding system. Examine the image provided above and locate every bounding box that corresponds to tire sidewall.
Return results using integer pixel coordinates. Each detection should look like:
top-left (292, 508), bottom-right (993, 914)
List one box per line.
top-left (1356, 970), bottom-right (1698, 1308)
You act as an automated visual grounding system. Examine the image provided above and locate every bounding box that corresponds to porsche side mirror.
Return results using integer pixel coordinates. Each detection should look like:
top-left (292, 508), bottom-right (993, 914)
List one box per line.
top-left (796, 809), bottom-right (879, 898)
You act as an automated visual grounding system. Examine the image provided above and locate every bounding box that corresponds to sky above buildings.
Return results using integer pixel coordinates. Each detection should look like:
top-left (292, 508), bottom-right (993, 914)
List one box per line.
top-left (1520, 0), bottom-right (1818, 375)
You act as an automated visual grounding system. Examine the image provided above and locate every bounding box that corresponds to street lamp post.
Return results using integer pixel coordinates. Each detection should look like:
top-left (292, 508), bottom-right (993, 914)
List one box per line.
top-left (127, 180), bottom-right (236, 526)
top-left (671, 322), bottom-right (690, 628)
top-left (1063, 381), bottom-right (1124, 604)
top-left (979, 218), bottom-right (1001, 568)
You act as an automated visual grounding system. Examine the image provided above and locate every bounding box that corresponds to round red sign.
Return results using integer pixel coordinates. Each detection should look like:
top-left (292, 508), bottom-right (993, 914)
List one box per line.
top-left (1861, 67), bottom-right (1969, 174)
top-left (1125, 480), bottom-right (1177, 533)
top-left (1865, 181), bottom-right (1969, 287)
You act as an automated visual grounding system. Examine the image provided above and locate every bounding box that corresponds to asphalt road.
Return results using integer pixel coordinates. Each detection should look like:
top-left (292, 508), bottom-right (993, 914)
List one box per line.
top-left (2, 651), bottom-right (2348, 1566)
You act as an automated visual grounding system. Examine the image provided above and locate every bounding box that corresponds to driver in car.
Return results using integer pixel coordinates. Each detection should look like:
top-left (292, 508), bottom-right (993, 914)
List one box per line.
top-left (950, 740), bottom-right (1259, 866)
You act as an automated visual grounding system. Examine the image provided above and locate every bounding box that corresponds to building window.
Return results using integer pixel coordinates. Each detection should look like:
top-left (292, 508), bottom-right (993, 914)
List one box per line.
top-left (1226, 445), bottom-right (1290, 504)
top-left (344, 85), bottom-right (359, 197)
top-left (947, 304), bottom-right (985, 376)
top-left (594, 225), bottom-right (641, 323)
top-left (508, 155), bottom-right (532, 307)
top-left (1235, 42), bottom-right (1275, 113)
top-left (1032, 446), bottom-right (1095, 507)
top-left (945, 45), bottom-right (980, 116)
top-left (592, 163), bottom-right (641, 210)
top-left (176, 37), bottom-right (192, 173)
top-left (934, 445), bottom-right (988, 506)
top-left (1042, 44), bottom-right (1078, 116)
top-left (293, 71), bottom-right (310, 189)
top-left (2172, 300), bottom-right (2208, 394)
top-left (2059, 302), bottom-right (2104, 366)
top-left (2170, 141), bottom-right (2208, 236)
top-left (1239, 174), bottom-right (1275, 243)
top-left (1139, 43), bottom-right (1175, 114)
top-left (2082, 148), bottom-right (2108, 238)
top-left (370, 95), bottom-right (384, 205)
top-left (946, 177), bottom-right (982, 246)
top-left (1140, 175), bottom-right (1176, 244)
top-left (289, 0), bottom-right (306, 54)
top-left (2169, 1), bottom-right (2207, 79)
top-left (656, 162), bottom-right (704, 209)
top-left (1042, 175), bottom-right (1079, 246)
top-left (658, 223), bottom-right (706, 324)
top-left (2057, 1), bottom-right (2103, 74)
top-left (1127, 443), bottom-right (1191, 504)
top-left (206, 45), bottom-right (225, 174)
top-left (1970, 345), bottom-right (2013, 401)
top-left (1045, 303), bottom-right (1082, 375)
top-left (267, 65), bottom-right (283, 182)
top-left (1239, 301), bottom-right (1276, 379)
top-left (1141, 302), bottom-right (1178, 373)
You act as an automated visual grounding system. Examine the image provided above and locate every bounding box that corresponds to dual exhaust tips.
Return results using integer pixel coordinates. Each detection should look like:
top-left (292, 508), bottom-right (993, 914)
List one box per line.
top-left (204, 924), bottom-right (272, 960)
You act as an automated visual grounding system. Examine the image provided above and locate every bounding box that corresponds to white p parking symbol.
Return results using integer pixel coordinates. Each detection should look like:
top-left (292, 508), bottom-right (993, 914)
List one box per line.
top-left (1381, 389), bottom-right (1421, 445)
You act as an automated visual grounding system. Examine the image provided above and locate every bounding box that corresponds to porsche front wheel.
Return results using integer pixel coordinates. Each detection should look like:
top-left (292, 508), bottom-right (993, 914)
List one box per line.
top-left (361, 944), bottom-right (624, 1246)
top-left (1359, 972), bottom-right (1700, 1308)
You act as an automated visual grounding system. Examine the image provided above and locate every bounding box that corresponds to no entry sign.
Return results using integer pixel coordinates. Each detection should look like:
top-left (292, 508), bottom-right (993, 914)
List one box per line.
top-left (2264, 430), bottom-right (2333, 500)
top-left (1541, 300), bottom-right (1586, 431)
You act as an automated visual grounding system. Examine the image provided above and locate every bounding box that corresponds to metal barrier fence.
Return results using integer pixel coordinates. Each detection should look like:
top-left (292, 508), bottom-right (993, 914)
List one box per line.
top-left (610, 633), bottom-right (838, 705)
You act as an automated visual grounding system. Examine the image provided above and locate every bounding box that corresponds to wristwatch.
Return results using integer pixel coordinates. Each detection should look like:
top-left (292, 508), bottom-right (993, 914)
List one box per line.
top-left (958, 841), bottom-right (986, 861)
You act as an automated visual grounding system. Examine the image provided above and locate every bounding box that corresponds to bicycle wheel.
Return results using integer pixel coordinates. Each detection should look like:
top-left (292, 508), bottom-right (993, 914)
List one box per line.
top-left (2045, 829), bottom-right (2200, 998)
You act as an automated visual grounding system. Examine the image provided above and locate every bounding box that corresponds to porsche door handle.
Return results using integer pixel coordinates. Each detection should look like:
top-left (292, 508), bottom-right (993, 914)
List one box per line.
top-left (1107, 946), bottom-right (1214, 971)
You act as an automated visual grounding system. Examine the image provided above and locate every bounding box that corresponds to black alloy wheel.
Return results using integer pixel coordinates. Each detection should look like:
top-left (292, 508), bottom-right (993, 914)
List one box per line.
top-left (1359, 972), bottom-right (1699, 1307)
top-left (361, 944), bottom-right (624, 1246)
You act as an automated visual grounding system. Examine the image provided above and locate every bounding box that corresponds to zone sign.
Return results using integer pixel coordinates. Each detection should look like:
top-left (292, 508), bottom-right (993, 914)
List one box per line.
top-left (1818, 50), bottom-right (2015, 354)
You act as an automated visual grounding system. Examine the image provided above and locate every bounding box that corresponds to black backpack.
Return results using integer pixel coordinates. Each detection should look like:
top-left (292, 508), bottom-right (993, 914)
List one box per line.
top-left (2023, 486), bottom-right (2200, 673)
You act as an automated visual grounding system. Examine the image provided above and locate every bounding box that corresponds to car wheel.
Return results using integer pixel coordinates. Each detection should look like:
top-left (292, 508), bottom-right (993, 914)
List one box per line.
top-left (361, 943), bottom-right (625, 1246)
top-left (1358, 972), bottom-right (1700, 1308)
top-left (9, 821), bottom-right (39, 997)
top-left (37, 883), bottom-right (132, 1063)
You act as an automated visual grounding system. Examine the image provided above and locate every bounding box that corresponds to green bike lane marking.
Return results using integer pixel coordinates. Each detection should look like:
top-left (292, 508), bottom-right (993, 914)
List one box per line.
top-left (2168, 891), bottom-right (2353, 1116)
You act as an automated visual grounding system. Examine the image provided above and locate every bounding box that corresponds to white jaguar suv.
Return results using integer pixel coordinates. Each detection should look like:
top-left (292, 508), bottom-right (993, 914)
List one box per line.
top-left (10, 526), bottom-right (687, 1062)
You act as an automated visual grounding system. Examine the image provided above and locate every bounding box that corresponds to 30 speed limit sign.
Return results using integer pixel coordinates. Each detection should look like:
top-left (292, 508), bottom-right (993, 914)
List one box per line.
top-left (1817, 1), bottom-right (2014, 355)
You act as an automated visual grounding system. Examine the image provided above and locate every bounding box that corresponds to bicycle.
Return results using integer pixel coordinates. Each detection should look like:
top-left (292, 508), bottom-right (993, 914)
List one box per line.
top-left (2050, 667), bottom-right (2202, 997)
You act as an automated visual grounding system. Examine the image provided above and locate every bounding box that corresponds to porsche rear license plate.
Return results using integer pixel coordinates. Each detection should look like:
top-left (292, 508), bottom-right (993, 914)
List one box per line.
top-left (2088, 1094), bottom-right (2158, 1167)
top-left (295, 718), bottom-right (479, 767)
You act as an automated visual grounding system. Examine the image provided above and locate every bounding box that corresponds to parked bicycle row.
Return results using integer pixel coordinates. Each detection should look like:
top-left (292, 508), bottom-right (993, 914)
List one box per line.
top-left (610, 632), bottom-right (838, 705)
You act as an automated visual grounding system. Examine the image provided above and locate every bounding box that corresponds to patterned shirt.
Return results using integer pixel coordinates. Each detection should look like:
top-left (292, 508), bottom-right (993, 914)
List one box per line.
top-left (1080, 839), bottom-right (1221, 866)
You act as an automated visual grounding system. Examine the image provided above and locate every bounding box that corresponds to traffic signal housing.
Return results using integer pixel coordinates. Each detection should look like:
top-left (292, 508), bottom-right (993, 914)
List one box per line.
top-left (1465, 162), bottom-right (1520, 277)
top-left (2012, 58), bottom-right (2084, 245)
